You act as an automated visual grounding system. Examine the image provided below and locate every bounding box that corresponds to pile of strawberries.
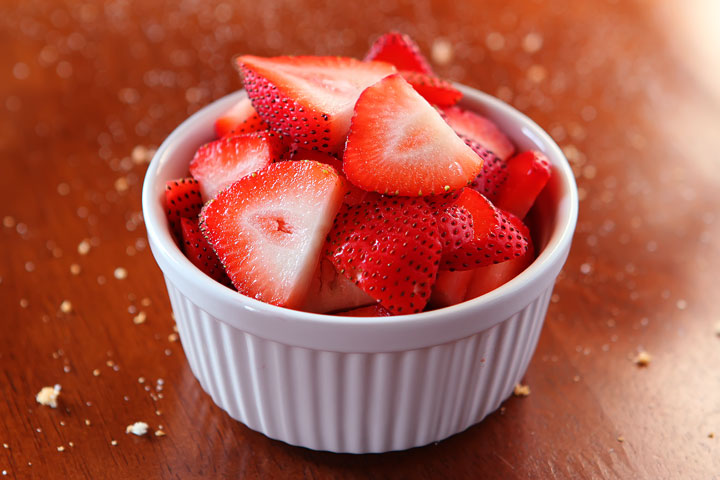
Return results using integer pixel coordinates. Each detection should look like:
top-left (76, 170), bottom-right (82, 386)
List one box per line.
top-left (163, 32), bottom-right (551, 316)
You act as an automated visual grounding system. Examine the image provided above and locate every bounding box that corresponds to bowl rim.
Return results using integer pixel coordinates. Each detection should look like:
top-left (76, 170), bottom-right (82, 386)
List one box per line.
top-left (142, 84), bottom-right (578, 351)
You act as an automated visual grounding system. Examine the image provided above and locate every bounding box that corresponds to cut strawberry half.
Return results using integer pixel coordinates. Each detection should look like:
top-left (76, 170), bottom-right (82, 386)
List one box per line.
top-left (190, 131), bottom-right (285, 201)
top-left (442, 106), bottom-right (515, 160)
top-left (343, 74), bottom-right (482, 196)
top-left (465, 212), bottom-right (534, 299)
top-left (335, 304), bottom-right (393, 317)
top-left (190, 131), bottom-right (286, 201)
top-left (428, 269), bottom-right (475, 309)
top-left (200, 161), bottom-right (347, 308)
top-left (432, 188), bottom-right (529, 270)
top-left (463, 137), bottom-right (509, 200)
top-left (492, 150), bottom-right (552, 219)
top-left (289, 147), bottom-right (374, 205)
top-left (400, 71), bottom-right (461, 107)
top-left (180, 217), bottom-right (232, 286)
top-left (299, 257), bottom-right (375, 314)
top-left (164, 178), bottom-right (204, 241)
top-left (236, 55), bottom-right (396, 153)
top-left (325, 196), bottom-right (442, 314)
top-left (214, 96), bottom-right (268, 138)
top-left (364, 31), bottom-right (434, 75)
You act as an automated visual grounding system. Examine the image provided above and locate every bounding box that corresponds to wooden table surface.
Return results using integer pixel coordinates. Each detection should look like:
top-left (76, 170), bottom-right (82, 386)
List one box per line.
top-left (2, 0), bottom-right (720, 478)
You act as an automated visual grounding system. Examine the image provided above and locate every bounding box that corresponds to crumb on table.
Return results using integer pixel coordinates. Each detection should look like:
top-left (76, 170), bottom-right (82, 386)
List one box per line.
top-left (125, 421), bottom-right (149, 436)
top-left (36, 385), bottom-right (61, 408)
top-left (513, 383), bottom-right (531, 397)
top-left (633, 350), bottom-right (651, 366)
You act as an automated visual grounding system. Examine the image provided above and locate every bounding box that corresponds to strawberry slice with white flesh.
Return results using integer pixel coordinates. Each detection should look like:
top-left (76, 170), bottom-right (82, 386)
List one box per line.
top-left (214, 96), bottom-right (268, 138)
top-left (465, 212), bottom-right (535, 299)
top-left (492, 150), bottom-right (552, 219)
top-left (442, 106), bottom-right (515, 161)
top-left (236, 55), bottom-right (397, 153)
top-left (343, 74), bottom-right (482, 196)
top-left (200, 161), bottom-right (347, 308)
top-left (190, 131), bottom-right (286, 201)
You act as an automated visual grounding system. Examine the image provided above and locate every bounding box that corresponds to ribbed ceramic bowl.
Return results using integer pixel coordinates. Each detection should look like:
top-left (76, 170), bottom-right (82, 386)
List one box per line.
top-left (142, 84), bottom-right (578, 453)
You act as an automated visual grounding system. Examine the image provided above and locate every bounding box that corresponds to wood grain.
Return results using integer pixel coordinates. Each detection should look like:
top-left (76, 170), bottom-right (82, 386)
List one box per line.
top-left (1, 0), bottom-right (720, 478)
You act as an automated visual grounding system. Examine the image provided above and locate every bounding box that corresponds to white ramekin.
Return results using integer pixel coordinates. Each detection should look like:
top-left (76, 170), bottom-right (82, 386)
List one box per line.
top-left (142, 84), bottom-right (578, 453)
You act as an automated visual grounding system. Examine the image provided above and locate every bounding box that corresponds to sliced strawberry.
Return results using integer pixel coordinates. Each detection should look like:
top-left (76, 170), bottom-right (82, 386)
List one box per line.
top-left (189, 131), bottom-right (286, 201)
top-left (428, 269), bottom-right (475, 309)
top-left (400, 71), bottom-right (461, 107)
top-left (432, 188), bottom-right (529, 270)
top-left (326, 196), bottom-right (442, 314)
top-left (335, 304), bottom-right (393, 317)
top-left (364, 31), bottom-right (434, 75)
top-left (214, 96), bottom-right (268, 138)
top-left (442, 106), bottom-right (515, 160)
top-left (463, 137), bottom-right (509, 200)
top-left (465, 212), bottom-right (534, 299)
top-left (300, 257), bottom-right (375, 314)
top-left (288, 147), bottom-right (374, 205)
top-left (236, 55), bottom-right (396, 153)
top-left (164, 178), bottom-right (204, 241)
top-left (343, 74), bottom-right (482, 196)
top-left (200, 161), bottom-right (346, 308)
top-left (180, 217), bottom-right (232, 286)
top-left (492, 150), bottom-right (552, 219)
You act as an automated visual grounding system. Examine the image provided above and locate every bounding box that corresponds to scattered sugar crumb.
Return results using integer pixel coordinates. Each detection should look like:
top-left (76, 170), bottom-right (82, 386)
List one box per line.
top-left (2, 443), bottom-right (8, 448)
top-left (131, 145), bottom-right (152, 164)
top-left (114, 267), bottom-right (128, 279)
top-left (36, 385), bottom-right (61, 408)
top-left (2, 216), bottom-right (16, 228)
top-left (513, 383), bottom-right (531, 397)
top-left (77, 240), bottom-right (90, 255)
top-left (92, 369), bottom-right (101, 377)
top-left (168, 333), bottom-right (178, 343)
top-left (709, 432), bottom-right (715, 439)
top-left (84, 419), bottom-right (91, 426)
top-left (60, 300), bottom-right (73, 313)
top-left (57, 446), bottom-right (65, 452)
top-left (106, 360), bottom-right (115, 367)
top-left (527, 64), bottom-right (547, 83)
top-left (125, 421), bottom-right (149, 436)
top-left (676, 299), bottom-right (687, 310)
top-left (634, 351), bottom-right (652, 367)
top-left (19, 298), bottom-right (28, 308)
top-left (138, 377), bottom-right (145, 384)
top-left (140, 297), bottom-right (151, 307)
top-left (70, 264), bottom-right (81, 275)
top-left (573, 375), bottom-right (581, 383)
top-left (57, 182), bottom-right (70, 196)
top-left (114, 177), bottom-right (129, 193)
top-left (485, 32), bottom-right (505, 51)
top-left (68, 442), bottom-right (74, 447)
top-left (522, 32), bottom-right (543, 53)
top-left (110, 440), bottom-right (117, 446)
top-left (431, 38), bottom-right (453, 65)
top-left (154, 430), bottom-right (166, 437)
top-left (133, 311), bottom-right (147, 325)
top-left (617, 436), bottom-right (625, 443)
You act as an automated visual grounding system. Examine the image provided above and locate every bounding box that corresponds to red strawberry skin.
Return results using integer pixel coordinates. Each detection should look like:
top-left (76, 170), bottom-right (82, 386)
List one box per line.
top-left (465, 212), bottom-right (535, 299)
top-left (428, 269), bottom-right (475, 308)
top-left (214, 96), bottom-right (268, 138)
top-left (236, 55), bottom-right (396, 153)
top-left (325, 196), bottom-right (442, 314)
top-left (442, 106), bottom-right (515, 161)
top-left (190, 131), bottom-right (286, 201)
top-left (164, 178), bottom-right (204, 241)
top-left (432, 188), bottom-right (529, 270)
top-left (180, 217), bottom-right (232, 286)
top-left (400, 71), bottom-right (461, 107)
top-left (364, 31), bottom-right (434, 75)
top-left (343, 74), bottom-right (482, 196)
top-left (492, 151), bottom-right (552, 219)
top-left (463, 137), bottom-right (509, 200)
top-left (200, 161), bottom-right (346, 308)
top-left (335, 304), bottom-right (393, 317)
